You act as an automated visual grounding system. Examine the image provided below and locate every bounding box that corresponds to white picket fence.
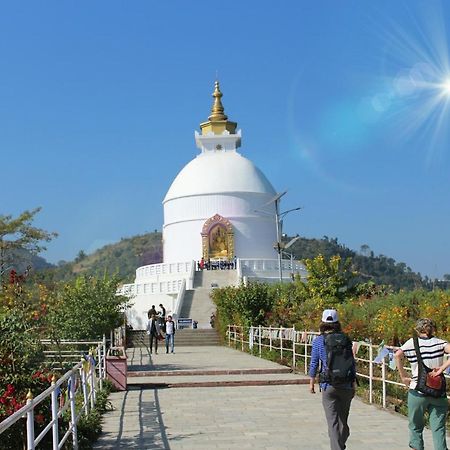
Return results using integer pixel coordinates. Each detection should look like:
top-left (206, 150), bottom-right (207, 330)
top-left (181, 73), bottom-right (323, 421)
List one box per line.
top-left (0, 340), bottom-right (106, 450)
top-left (227, 325), bottom-right (450, 408)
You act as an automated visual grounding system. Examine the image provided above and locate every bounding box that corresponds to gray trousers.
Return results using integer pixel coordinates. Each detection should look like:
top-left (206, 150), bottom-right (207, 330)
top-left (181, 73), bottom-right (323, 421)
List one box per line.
top-left (322, 386), bottom-right (354, 450)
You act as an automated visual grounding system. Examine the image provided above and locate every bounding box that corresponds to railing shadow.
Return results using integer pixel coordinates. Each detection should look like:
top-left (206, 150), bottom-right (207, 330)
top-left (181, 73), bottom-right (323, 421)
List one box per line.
top-left (94, 387), bottom-right (204, 449)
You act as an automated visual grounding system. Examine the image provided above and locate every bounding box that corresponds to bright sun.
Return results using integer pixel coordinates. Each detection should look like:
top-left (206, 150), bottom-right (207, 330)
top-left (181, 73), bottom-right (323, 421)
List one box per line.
top-left (443, 78), bottom-right (450, 95)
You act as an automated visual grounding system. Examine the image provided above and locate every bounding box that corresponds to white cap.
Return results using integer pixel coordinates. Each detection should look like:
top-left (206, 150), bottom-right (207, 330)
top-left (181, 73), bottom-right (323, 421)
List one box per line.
top-left (321, 309), bottom-right (339, 323)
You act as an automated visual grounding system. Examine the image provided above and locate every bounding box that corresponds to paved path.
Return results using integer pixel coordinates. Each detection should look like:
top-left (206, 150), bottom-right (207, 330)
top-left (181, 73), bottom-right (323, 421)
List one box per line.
top-left (95, 346), bottom-right (437, 449)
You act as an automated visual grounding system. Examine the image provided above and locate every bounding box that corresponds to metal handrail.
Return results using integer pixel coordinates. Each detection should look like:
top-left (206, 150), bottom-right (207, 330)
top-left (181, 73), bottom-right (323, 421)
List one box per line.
top-left (0, 342), bottom-right (106, 449)
top-left (227, 324), bottom-right (450, 409)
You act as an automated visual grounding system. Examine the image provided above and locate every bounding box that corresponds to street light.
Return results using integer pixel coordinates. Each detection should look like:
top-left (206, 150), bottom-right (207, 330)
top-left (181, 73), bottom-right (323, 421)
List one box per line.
top-left (255, 192), bottom-right (302, 282)
top-left (276, 210), bottom-right (301, 282)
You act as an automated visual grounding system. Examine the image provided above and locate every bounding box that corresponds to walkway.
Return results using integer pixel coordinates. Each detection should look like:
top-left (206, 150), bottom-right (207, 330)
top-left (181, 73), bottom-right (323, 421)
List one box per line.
top-left (95, 346), bottom-right (436, 449)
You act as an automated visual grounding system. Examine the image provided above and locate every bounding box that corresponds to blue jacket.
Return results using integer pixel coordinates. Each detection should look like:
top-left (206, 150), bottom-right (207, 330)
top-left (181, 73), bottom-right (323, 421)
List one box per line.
top-left (308, 334), bottom-right (355, 390)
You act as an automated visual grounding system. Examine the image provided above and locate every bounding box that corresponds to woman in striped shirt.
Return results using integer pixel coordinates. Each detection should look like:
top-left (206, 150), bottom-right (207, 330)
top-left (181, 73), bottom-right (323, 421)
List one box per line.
top-left (395, 318), bottom-right (450, 450)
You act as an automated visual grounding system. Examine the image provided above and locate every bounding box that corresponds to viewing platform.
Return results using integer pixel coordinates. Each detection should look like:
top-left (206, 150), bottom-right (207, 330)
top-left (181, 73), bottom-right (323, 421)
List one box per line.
top-left (94, 345), bottom-right (436, 449)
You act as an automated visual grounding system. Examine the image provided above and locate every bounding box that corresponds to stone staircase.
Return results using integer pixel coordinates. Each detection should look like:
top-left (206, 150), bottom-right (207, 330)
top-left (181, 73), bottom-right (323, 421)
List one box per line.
top-left (179, 269), bottom-right (238, 328)
top-left (127, 270), bottom-right (237, 347)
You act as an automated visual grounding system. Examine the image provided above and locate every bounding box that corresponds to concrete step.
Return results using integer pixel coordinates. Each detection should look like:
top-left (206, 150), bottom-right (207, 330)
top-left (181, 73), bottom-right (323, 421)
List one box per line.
top-left (127, 329), bottom-right (221, 347)
top-left (128, 368), bottom-right (292, 377)
top-left (127, 372), bottom-right (308, 389)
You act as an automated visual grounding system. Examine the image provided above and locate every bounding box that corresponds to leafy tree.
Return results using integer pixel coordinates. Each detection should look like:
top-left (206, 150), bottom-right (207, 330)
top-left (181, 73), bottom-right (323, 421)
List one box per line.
top-left (0, 208), bottom-right (57, 285)
top-left (301, 254), bottom-right (356, 306)
top-left (47, 274), bottom-right (130, 340)
top-left (211, 282), bottom-right (274, 333)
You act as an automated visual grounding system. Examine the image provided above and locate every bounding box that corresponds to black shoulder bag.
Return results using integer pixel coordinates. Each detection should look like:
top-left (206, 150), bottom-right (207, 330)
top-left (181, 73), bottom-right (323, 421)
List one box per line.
top-left (413, 337), bottom-right (446, 398)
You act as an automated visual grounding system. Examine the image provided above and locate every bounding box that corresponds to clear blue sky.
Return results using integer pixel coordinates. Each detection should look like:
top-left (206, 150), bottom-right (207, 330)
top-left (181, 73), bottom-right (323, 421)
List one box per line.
top-left (1, 1), bottom-right (450, 278)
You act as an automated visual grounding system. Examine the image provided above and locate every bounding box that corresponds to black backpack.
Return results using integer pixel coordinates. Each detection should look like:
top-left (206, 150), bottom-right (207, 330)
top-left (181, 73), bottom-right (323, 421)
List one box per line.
top-left (319, 332), bottom-right (356, 385)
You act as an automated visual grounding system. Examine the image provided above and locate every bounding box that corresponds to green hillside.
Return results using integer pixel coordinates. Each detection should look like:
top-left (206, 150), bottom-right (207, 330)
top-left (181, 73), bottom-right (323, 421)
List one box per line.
top-left (286, 236), bottom-right (433, 291)
top-left (45, 232), bottom-right (162, 283)
top-left (39, 231), bottom-right (442, 291)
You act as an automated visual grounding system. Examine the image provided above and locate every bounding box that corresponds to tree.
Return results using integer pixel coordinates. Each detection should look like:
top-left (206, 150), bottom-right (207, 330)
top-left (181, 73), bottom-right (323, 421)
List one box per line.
top-left (0, 208), bottom-right (57, 285)
top-left (47, 274), bottom-right (130, 340)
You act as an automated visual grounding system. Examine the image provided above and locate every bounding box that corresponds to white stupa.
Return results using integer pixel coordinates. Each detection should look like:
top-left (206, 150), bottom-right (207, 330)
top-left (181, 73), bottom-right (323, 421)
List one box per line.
top-left (163, 81), bottom-right (277, 263)
top-left (122, 82), bottom-right (306, 329)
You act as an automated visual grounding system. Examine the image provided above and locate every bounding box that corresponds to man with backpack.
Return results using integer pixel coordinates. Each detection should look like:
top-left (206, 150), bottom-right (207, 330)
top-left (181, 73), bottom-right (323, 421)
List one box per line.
top-left (309, 309), bottom-right (356, 450)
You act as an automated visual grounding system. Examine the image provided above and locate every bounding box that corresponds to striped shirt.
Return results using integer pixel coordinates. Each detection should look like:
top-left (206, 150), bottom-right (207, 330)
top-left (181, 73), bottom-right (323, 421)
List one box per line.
top-left (400, 336), bottom-right (448, 390)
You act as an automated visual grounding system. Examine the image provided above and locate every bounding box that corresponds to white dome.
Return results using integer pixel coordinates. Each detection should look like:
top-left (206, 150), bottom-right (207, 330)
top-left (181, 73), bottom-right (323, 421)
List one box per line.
top-left (164, 151), bottom-right (276, 203)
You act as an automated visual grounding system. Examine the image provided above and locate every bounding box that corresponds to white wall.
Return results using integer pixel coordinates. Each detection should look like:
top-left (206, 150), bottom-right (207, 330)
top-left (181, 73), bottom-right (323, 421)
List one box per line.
top-left (163, 192), bottom-right (277, 262)
top-left (127, 293), bottom-right (177, 330)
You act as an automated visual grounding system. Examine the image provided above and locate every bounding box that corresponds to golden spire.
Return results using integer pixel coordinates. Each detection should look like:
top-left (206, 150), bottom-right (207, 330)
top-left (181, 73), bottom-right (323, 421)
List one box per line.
top-left (200, 80), bottom-right (237, 135)
top-left (208, 81), bottom-right (228, 121)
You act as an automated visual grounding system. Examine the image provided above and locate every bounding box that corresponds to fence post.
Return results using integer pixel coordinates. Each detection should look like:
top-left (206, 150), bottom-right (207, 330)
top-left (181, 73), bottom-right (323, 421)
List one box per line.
top-left (51, 376), bottom-right (59, 450)
top-left (241, 327), bottom-right (244, 351)
top-left (89, 353), bottom-right (96, 408)
top-left (228, 325), bottom-right (231, 347)
top-left (26, 390), bottom-right (35, 450)
top-left (382, 354), bottom-right (386, 408)
top-left (280, 327), bottom-right (283, 359)
top-left (369, 343), bottom-right (373, 404)
top-left (259, 325), bottom-right (262, 358)
top-left (69, 374), bottom-right (78, 450)
top-left (292, 326), bottom-right (296, 369)
top-left (304, 331), bottom-right (308, 375)
top-left (81, 358), bottom-right (89, 415)
top-left (97, 344), bottom-right (103, 391)
top-left (269, 325), bottom-right (272, 351)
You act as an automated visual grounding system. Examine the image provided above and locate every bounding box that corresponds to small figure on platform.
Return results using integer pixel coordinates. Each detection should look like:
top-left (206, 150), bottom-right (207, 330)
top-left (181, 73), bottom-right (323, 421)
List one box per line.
top-left (159, 303), bottom-right (166, 332)
top-left (147, 304), bottom-right (157, 319)
top-left (210, 313), bottom-right (216, 328)
top-left (146, 313), bottom-right (162, 354)
top-left (165, 315), bottom-right (176, 353)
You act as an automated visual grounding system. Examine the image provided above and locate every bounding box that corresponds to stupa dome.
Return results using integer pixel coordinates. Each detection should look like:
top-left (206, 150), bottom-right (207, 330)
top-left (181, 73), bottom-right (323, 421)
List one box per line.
top-left (164, 151), bottom-right (276, 203)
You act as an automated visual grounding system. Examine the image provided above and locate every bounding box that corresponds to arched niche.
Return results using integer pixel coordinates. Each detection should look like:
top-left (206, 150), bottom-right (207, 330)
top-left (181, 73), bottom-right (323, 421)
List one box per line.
top-left (201, 214), bottom-right (234, 260)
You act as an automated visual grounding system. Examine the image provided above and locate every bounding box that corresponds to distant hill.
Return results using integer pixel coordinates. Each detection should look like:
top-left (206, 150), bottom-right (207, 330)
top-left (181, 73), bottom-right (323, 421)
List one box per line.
top-left (38, 232), bottom-right (440, 291)
top-left (286, 236), bottom-right (430, 291)
top-left (4, 249), bottom-right (55, 276)
top-left (43, 232), bottom-right (163, 283)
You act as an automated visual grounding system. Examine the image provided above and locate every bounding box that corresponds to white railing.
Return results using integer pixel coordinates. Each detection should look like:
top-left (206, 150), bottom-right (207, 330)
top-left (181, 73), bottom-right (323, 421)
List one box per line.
top-left (135, 261), bottom-right (193, 281)
top-left (0, 341), bottom-right (106, 449)
top-left (239, 258), bottom-right (308, 281)
top-left (40, 338), bottom-right (107, 386)
top-left (173, 278), bottom-right (186, 319)
top-left (186, 260), bottom-right (195, 290)
top-left (227, 325), bottom-right (450, 408)
top-left (119, 279), bottom-right (184, 296)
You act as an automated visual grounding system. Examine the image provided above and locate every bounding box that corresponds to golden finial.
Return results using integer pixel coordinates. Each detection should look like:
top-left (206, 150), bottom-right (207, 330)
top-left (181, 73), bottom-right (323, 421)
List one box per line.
top-left (208, 81), bottom-right (228, 121)
top-left (200, 80), bottom-right (237, 135)
top-left (26, 390), bottom-right (33, 401)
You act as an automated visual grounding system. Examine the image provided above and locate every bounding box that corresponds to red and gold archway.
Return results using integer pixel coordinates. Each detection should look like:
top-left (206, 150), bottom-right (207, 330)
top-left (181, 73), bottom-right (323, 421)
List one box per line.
top-left (201, 214), bottom-right (234, 260)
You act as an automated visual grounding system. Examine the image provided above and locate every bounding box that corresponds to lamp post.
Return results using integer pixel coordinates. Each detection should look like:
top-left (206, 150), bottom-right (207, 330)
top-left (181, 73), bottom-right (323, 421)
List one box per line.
top-left (255, 191), bottom-right (301, 282)
top-left (276, 210), bottom-right (301, 282)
